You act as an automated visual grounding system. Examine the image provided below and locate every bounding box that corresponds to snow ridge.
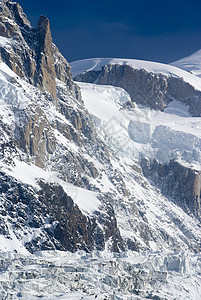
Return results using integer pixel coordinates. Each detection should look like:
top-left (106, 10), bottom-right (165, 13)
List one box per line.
top-left (171, 49), bottom-right (201, 78)
top-left (71, 57), bottom-right (201, 91)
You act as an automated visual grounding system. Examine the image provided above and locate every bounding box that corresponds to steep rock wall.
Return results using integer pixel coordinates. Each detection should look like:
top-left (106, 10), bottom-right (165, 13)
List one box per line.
top-left (75, 64), bottom-right (201, 116)
top-left (0, 0), bottom-right (81, 101)
top-left (141, 158), bottom-right (201, 220)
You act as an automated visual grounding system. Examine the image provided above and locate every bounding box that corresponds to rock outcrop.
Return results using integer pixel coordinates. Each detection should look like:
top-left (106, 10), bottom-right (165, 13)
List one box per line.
top-left (35, 15), bottom-right (57, 99)
top-left (0, 0), bottom-right (80, 101)
top-left (14, 105), bottom-right (55, 169)
top-left (0, 171), bottom-right (111, 253)
top-left (75, 64), bottom-right (201, 116)
top-left (141, 158), bottom-right (201, 220)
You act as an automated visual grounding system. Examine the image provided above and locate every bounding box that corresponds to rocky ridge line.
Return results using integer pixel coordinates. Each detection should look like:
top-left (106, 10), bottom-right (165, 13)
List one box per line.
top-left (0, 0), bottom-right (80, 101)
top-left (74, 64), bottom-right (201, 116)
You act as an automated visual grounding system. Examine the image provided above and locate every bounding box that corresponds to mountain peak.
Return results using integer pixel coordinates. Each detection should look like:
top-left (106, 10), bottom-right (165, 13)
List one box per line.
top-left (3, 0), bottom-right (31, 28)
top-left (37, 15), bottom-right (50, 32)
top-left (37, 15), bottom-right (52, 55)
top-left (171, 49), bottom-right (201, 78)
top-left (0, 1), bottom-right (80, 101)
top-left (35, 14), bottom-right (57, 98)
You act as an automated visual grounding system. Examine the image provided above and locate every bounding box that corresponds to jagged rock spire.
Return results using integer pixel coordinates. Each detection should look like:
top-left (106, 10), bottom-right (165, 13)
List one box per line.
top-left (0, 2), bottom-right (80, 101)
top-left (36, 15), bottom-right (57, 99)
top-left (37, 15), bottom-right (52, 54)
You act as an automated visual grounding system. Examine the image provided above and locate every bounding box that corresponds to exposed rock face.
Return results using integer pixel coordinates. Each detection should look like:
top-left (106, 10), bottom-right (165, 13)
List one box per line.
top-left (0, 0), bottom-right (80, 101)
top-left (75, 64), bottom-right (201, 116)
top-left (0, 2), bottom-right (126, 253)
top-left (141, 158), bottom-right (201, 220)
top-left (0, 164), bottom-right (126, 253)
top-left (36, 15), bottom-right (57, 99)
top-left (0, 172), bottom-right (96, 253)
top-left (14, 105), bottom-right (55, 169)
top-left (53, 44), bottom-right (82, 101)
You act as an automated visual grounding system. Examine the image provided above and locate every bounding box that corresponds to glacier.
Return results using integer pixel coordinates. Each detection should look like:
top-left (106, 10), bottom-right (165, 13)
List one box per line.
top-left (0, 249), bottom-right (201, 299)
top-left (77, 81), bottom-right (201, 167)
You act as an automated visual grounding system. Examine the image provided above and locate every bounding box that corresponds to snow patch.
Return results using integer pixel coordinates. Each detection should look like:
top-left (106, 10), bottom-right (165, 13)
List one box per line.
top-left (0, 36), bottom-right (11, 48)
top-left (56, 179), bottom-right (101, 215)
top-left (2, 159), bottom-right (101, 215)
top-left (164, 100), bottom-right (190, 117)
top-left (0, 61), bottom-right (17, 78)
top-left (0, 227), bottom-right (29, 255)
top-left (4, 159), bottom-right (52, 188)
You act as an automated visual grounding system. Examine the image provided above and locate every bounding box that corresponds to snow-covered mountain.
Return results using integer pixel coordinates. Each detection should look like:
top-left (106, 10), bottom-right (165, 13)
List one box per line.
top-left (71, 57), bottom-right (201, 90)
top-left (72, 57), bottom-right (201, 116)
top-left (171, 49), bottom-right (201, 78)
top-left (0, 1), bottom-right (201, 299)
top-left (72, 57), bottom-right (201, 221)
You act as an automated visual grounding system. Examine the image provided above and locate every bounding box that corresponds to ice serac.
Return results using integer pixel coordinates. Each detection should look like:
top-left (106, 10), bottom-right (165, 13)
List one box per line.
top-left (0, 0), bottom-right (80, 101)
top-left (1, 250), bottom-right (200, 299)
top-left (73, 59), bottom-right (201, 116)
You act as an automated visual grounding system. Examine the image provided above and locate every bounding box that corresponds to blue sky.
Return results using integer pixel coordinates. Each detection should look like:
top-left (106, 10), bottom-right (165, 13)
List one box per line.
top-left (18, 0), bottom-right (201, 63)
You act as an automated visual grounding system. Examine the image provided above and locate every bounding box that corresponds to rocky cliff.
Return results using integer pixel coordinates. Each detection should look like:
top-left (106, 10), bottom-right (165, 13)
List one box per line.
top-left (0, 0), bottom-right (127, 253)
top-left (141, 158), bottom-right (201, 221)
top-left (74, 63), bottom-right (201, 116)
top-left (0, 70), bottom-right (125, 253)
top-left (0, 0), bottom-right (80, 101)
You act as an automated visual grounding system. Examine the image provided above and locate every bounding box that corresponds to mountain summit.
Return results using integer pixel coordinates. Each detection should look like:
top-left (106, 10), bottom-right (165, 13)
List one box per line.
top-left (0, 0), bottom-right (79, 100)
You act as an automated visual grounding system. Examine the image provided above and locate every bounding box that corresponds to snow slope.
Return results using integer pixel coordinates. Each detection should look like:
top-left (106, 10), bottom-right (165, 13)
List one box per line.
top-left (1, 158), bottom-right (101, 216)
top-left (71, 57), bottom-right (201, 91)
top-left (171, 49), bottom-right (201, 78)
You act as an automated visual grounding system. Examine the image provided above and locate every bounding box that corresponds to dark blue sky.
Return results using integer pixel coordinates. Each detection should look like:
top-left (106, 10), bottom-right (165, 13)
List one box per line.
top-left (18, 0), bottom-right (201, 63)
